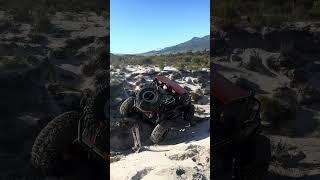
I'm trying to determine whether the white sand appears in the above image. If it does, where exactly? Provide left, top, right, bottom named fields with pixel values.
left=110, top=121, right=210, bottom=180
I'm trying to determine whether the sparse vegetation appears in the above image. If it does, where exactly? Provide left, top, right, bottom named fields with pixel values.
left=217, top=0, right=320, bottom=29
left=111, top=51, right=209, bottom=71
left=158, top=61, right=165, bottom=71
left=259, top=94, right=296, bottom=129
left=191, top=92, right=202, bottom=103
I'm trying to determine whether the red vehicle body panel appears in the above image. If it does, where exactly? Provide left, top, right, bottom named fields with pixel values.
left=212, top=72, right=250, bottom=105
left=155, top=75, right=187, bottom=95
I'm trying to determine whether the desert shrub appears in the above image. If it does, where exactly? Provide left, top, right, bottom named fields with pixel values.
left=159, top=61, right=165, bottom=71
left=113, top=51, right=209, bottom=69
left=177, top=62, right=187, bottom=71
left=259, top=94, right=296, bottom=129
left=142, top=57, right=153, bottom=65
left=191, top=91, right=202, bottom=103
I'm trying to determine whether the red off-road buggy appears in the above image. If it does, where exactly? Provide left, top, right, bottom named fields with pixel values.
left=212, top=72, right=271, bottom=180
left=120, top=75, right=195, bottom=145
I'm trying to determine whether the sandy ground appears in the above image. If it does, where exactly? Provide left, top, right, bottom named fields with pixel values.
left=110, top=121, right=210, bottom=180
left=110, top=64, right=210, bottom=180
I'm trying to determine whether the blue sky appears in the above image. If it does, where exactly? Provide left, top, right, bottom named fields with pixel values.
left=110, top=0, right=210, bottom=54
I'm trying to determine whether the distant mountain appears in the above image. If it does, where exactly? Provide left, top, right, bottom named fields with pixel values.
left=141, top=35, right=209, bottom=56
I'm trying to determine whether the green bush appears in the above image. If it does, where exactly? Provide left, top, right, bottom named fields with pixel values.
left=177, top=62, right=187, bottom=71
left=142, top=58, right=153, bottom=65
left=159, top=61, right=165, bottom=71
left=191, top=92, right=202, bottom=103
left=259, top=95, right=296, bottom=129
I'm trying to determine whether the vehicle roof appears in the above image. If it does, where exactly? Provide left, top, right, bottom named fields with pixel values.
left=155, top=75, right=187, bottom=94
left=211, top=72, right=250, bottom=104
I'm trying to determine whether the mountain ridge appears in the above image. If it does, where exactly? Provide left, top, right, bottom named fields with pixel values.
left=140, top=35, right=209, bottom=56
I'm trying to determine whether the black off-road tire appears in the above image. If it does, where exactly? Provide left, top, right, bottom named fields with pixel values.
left=120, top=97, right=134, bottom=117
left=82, top=83, right=109, bottom=155
left=83, top=83, right=109, bottom=130
left=31, top=111, right=80, bottom=175
left=236, top=135, right=271, bottom=180
left=150, top=121, right=172, bottom=144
